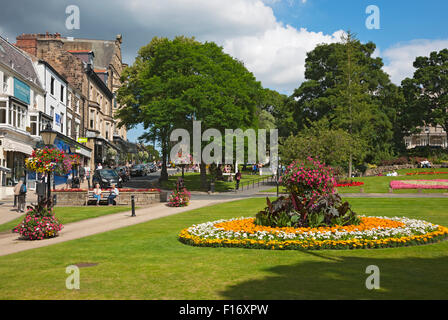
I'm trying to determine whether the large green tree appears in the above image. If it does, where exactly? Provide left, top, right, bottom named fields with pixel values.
left=290, top=32, right=399, bottom=172
left=116, top=36, right=262, bottom=189
left=402, top=49, right=448, bottom=147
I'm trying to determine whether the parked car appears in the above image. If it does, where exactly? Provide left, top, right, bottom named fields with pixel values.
left=130, top=164, right=147, bottom=177
left=116, top=166, right=130, bottom=182
left=147, top=163, right=157, bottom=173
left=92, top=169, right=123, bottom=188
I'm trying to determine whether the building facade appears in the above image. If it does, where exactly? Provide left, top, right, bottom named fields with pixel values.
left=0, top=36, right=45, bottom=196
left=15, top=32, right=124, bottom=170
left=405, top=125, right=448, bottom=149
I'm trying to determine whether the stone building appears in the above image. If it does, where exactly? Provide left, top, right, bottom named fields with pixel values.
left=15, top=32, right=126, bottom=170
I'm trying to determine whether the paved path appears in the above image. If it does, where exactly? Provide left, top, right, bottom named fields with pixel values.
left=0, top=197, right=233, bottom=257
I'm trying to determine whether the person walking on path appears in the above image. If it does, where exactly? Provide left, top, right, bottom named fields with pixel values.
left=93, top=183, right=102, bottom=206
left=235, top=171, right=242, bottom=190
left=14, top=178, right=27, bottom=212
left=108, top=184, right=119, bottom=206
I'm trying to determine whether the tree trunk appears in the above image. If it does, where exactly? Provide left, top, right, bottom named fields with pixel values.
left=200, top=162, right=207, bottom=191
left=160, top=139, right=168, bottom=182
left=348, top=153, right=352, bottom=178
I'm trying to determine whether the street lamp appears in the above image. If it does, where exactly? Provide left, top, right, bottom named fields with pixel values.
left=40, top=123, right=58, bottom=146
left=40, top=123, right=58, bottom=204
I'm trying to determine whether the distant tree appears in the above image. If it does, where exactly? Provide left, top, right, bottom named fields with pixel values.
left=402, top=49, right=448, bottom=147
left=290, top=31, right=397, bottom=171
left=279, top=119, right=364, bottom=169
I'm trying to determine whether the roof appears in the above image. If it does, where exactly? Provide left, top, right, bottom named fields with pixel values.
left=0, top=35, right=42, bottom=88
left=62, top=38, right=116, bottom=70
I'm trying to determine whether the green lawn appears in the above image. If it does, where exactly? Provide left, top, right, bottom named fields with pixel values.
left=262, top=168, right=448, bottom=194
left=161, top=172, right=271, bottom=192
left=1, top=197, right=447, bottom=299
left=0, top=206, right=132, bottom=233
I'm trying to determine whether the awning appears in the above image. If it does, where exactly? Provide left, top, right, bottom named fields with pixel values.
left=75, top=147, right=92, bottom=158
left=1, top=137, right=34, bottom=155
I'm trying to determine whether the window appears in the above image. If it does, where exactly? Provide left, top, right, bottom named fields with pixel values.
left=50, top=77, right=55, bottom=95
left=30, top=115, right=38, bottom=135
left=75, top=99, right=80, bottom=113
left=60, top=85, right=64, bottom=103
left=2, top=75, right=8, bottom=93
left=7, top=103, right=26, bottom=129
left=0, top=101, right=6, bottom=123
left=75, top=123, right=80, bottom=140
left=90, top=109, right=95, bottom=129
left=67, top=92, right=72, bottom=109
left=105, top=122, right=110, bottom=140
left=67, top=116, right=72, bottom=137
left=50, top=106, right=54, bottom=117
left=60, top=112, right=64, bottom=133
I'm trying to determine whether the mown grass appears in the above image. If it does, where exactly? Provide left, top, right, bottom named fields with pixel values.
left=161, top=172, right=270, bottom=192
left=0, top=197, right=447, bottom=299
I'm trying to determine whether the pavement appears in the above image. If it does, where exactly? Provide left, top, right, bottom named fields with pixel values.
left=0, top=197, right=233, bottom=257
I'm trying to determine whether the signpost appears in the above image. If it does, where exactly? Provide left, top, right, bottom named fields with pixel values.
left=77, top=137, right=88, bottom=143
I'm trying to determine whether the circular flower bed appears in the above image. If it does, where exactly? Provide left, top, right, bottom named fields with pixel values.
left=179, top=216, right=448, bottom=250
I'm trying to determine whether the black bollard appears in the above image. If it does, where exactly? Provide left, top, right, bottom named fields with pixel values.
left=131, top=195, right=136, bottom=217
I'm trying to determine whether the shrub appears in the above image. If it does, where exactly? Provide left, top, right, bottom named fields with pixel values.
left=168, top=188, right=191, bottom=207
left=13, top=203, right=63, bottom=240
left=281, top=157, right=336, bottom=202
left=256, top=158, right=359, bottom=228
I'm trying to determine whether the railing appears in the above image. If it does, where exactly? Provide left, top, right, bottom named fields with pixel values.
left=235, top=174, right=276, bottom=192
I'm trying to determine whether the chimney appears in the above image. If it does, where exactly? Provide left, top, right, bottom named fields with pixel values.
left=15, top=33, right=38, bottom=56
left=15, top=32, right=62, bottom=56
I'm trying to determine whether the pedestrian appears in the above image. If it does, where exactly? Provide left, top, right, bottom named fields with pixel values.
left=14, top=178, right=27, bottom=212
left=108, top=183, right=119, bottom=206
left=93, top=183, right=102, bottom=206
left=96, top=163, right=103, bottom=170
left=235, top=171, right=242, bottom=190
left=79, top=165, right=85, bottom=183
left=66, top=173, right=73, bottom=189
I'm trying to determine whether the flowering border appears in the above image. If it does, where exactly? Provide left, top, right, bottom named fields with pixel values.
left=390, top=179, right=448, bottom=189
left=406, top=172, right=448, bottom=176
left=336, top=181, right=364, bottom=187
left=179, top=216, right=448, bottom=250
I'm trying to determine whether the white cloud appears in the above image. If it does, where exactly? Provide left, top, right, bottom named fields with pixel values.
left=382, top=39, right=448, bottom=84
left=115, top=0, right=343, bottom=94
left=224, top=26, right=343, bottom=93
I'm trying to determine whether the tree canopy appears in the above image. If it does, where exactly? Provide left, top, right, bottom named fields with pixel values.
left=116, top=36, right=263, bottom=187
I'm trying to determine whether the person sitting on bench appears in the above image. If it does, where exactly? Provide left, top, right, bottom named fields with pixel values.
left=108, top=184, right=119, bottom=206
left=93, top=183, right=102, bottom=206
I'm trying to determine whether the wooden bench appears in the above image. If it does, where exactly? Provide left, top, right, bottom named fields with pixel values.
left=85, top=191, right=120, bottom=206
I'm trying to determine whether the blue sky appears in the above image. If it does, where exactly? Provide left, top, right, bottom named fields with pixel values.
left=1, top=0, right=447, bottom=143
